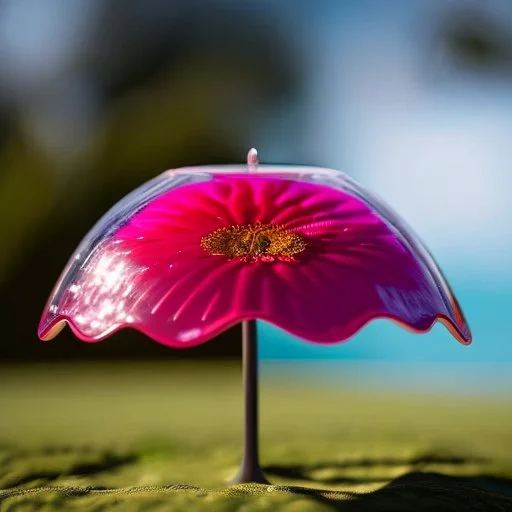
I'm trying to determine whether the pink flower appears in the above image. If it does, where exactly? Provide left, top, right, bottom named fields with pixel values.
left=38, top=170, right=471, bottom=347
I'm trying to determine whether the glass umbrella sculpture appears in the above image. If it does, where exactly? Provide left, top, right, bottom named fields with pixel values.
left=38, top=149, right=471, bottom=484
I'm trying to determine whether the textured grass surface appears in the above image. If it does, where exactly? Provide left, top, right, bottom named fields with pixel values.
left=1, top=361, right=512, bottom=511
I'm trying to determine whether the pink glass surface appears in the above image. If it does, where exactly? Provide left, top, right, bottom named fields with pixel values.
left=38, top=165, right=471, bottom=347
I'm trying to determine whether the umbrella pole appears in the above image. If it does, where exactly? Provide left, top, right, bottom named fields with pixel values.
left=231, top=320, right=269, bottom=484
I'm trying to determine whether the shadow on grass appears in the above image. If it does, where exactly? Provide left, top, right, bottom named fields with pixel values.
left=0, top=445, right=137, bottom=488
left=2, top=473, right=512, bottom=511
left=261, top=472, right=512, bottom=511
left=328, top=471, right=512, bottom=511
left=264, top=454, right=489, bottom=485
left=264, top=455, right=512, bottom=511
left=2, top=450, right=512, bottom=511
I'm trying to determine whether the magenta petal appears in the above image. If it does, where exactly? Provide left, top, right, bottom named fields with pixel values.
left=38, top=168, right=471, bottom=347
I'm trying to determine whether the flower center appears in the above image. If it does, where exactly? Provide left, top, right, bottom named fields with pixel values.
left=201, top=223, right=306, bottom=262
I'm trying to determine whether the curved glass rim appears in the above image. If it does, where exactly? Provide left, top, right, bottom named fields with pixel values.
left=169, top=164, right=342, bottom=176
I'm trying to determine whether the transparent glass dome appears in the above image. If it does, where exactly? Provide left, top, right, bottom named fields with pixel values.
left=38, top=157, right=471, bottom=347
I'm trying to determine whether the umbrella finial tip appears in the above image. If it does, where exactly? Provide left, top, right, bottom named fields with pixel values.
left=247, top=148, right=258, bottom=170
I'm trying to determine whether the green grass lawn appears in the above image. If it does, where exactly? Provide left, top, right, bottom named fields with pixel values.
left=1, top=361, right=512, bottom=511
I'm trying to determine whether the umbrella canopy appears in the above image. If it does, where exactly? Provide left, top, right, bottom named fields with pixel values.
left=38, top=161, right=471, bottom=347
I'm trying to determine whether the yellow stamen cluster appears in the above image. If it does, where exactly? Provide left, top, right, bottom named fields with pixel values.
left=201, top=222, right=306, bottom=262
